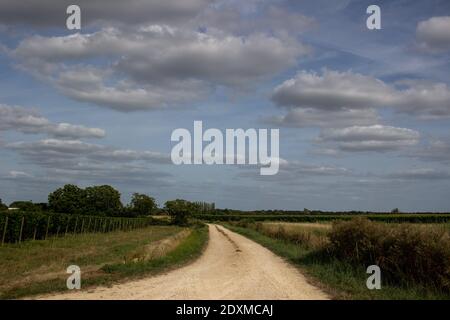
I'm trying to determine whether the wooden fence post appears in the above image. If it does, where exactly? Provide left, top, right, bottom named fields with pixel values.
left=2, top=216, right=9, bottom=246
left=18, top=216, right=25, bottom=244
left=65, top=217, right=70, bottom=236
left=74, top=217, right=78, bottom=234
left=45, top=216, right=50, bottom=240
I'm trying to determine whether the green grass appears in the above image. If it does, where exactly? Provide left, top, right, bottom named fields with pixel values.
left=0, top=224, right=208, bottom=299
left=224, top=224, right=450, bottom=300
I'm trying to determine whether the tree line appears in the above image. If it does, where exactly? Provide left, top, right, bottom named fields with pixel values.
left=1, top=184, right=216, bottom=224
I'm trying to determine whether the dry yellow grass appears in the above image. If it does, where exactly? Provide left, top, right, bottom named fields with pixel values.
left=253, top=222, right=330, bottom=249
left=0, top=226, right=183, bottom=294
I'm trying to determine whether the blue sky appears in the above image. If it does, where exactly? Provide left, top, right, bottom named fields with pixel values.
left=1, top=0, right=450, bottom=211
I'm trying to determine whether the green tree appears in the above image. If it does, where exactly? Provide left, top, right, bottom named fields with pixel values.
left=8, top=201, right=41, bottom=212
left=0, top=198, right=8, bottom=211
left=85, top=185, right=123, bottom=216
left=48, top=184, right=86, bottom=214
left=164, top=199, right=198, bottom=225
left=129, top=193, right=157, bottom=217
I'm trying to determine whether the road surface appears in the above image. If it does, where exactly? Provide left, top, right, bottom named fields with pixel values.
left=40, top=224, right=329, bottom=300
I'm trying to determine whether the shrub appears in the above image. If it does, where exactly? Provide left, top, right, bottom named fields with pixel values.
left=164, top=199, right=197, bottom=225
left=329, top=218, right=450, bottom=291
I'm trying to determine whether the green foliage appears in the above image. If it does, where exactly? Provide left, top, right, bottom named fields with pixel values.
left=193, top=201, right=215, bottom=213
left=129, top=193, right=157, bottom=217
left=84, top=185, right=123, bottom=216
left=0, top=199, right=7, bottom=212
left=164, top=199, right=200, bottom=225
left=48, top=184, right=123, bottom=216
left=48, top=184, right=86, bottom=214
left=8, top=201, right=41, bottom=212
left=0, top=210, right=157, bottom=244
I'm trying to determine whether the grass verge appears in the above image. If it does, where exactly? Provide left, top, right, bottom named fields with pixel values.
left=0, top=224, right=208, bottom=299
left=223, top=223, right=450, bottom=300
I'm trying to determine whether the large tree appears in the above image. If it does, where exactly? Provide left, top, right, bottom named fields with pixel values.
left=48, top=184, right=86, bottom=214
left=84, top=185, right=123, bottom=216
left=164, top=199, right=200, bottom=225
left=129, top=193, right=157, bottom=217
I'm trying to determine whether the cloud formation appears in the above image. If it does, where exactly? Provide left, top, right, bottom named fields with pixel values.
left=387, top=168, right=450, bottom=180
left=416, top=16, right=450, bottom=53
left=0, top=104, right=105, bottom=138
left=272, top=69, right=450, bottom=118
left=6, top=139, right=170, bottom=166
left=318, top=125, right=420, bottom=152
left=0, top=0, right=210, bottom=27
left=11, top=26, right=309, bottom=111
left=266, top=108, right=379, bottom=128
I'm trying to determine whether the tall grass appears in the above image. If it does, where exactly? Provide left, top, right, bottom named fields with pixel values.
left=251, top=222, right=329, bottom=250
left=231, top=219, right=450, bottom=295
left=329, top=218, right=450, bottom=292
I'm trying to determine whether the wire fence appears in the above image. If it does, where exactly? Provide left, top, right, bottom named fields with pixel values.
left=0, top=211, right=157, bottom=245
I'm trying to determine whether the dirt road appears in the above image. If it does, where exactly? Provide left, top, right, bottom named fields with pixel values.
left=40, top=224, right=329, bottom=300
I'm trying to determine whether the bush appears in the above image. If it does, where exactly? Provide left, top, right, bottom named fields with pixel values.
left=329, top=218, right=450, bottom=291
left=128, top=193, right=157, bottom=217
left=164, top=199, right=196, bottom=225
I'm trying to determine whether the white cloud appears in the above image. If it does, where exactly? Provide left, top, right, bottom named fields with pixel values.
left=318, top=125, right=420, bottom=152
left=0, top=104, right=105, bottom=138
left=272, top=69, right=450, bottom=118
left=4, top=138, right=172, bottom=186
left=416, top=16, right=450, bottom=53
left=6, top=139, right=170, bottom=165
left=266, top=107, right=379, bottom=128
left=196, top=5, right=316, bottom=36
left=272, top=69, right=395, bottom=110
left=11, top=27, right=309, bottom=111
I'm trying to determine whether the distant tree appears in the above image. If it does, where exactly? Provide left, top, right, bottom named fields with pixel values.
left=0, top=198, right=8, bottom=211
left=164, top=199, right=197, bottom=225
left=129, top=193, right=157, bottom=217
left=391, top=208, right=400, bottom=214
left=34, top=203, right=49, bottom=211
left=8, top=201, right=39, bottom=211
left=84, top=185, right=123, bottom=216
left=48, top=184, right=86, bottom=214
